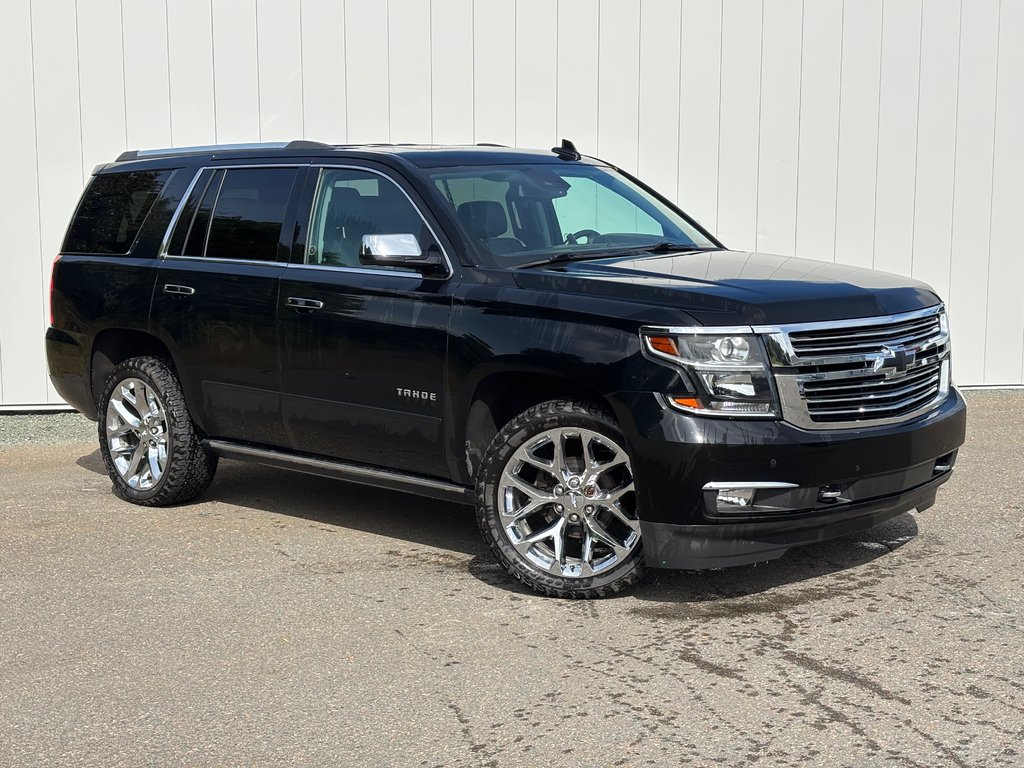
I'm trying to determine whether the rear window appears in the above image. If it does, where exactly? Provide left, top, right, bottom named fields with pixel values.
left=63, top=170, right=172, bottom=254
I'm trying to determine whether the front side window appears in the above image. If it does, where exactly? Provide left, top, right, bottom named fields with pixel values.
left=167, top=167, right=298, bottom=261
left=306, top=168, right=433, bottom=269
left=429, top=164, right=715, bottom=267
left=64, top=170, right=172, bottom=254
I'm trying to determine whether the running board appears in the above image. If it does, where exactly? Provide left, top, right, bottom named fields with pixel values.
left=203, top=440, right=474, bottom=505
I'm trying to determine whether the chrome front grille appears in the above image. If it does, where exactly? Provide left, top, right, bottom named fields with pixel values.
left=756, top=306, right=951, bottom=430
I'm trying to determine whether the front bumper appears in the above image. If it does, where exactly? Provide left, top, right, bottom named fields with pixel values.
left=611, top=388, right=967, bottom=570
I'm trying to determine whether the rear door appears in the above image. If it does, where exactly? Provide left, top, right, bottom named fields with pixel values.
left=277, top=164, right=458, bottom=477
left=150, top=164, right=305, bottom=445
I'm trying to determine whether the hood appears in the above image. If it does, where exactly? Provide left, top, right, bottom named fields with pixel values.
left=511, top=249, right=941, bottom=326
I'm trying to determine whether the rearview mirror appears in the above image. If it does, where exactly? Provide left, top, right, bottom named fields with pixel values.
left=359, top=233, right=445, bottom=275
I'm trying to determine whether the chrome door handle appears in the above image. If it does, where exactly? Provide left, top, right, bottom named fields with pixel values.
left=163, top=284, right=195, bottom=297
left=286, top=296, right=324, bottom=311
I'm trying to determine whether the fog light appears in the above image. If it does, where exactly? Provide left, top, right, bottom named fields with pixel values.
left=717, top=488, right=756, bottom=509
left=704, top=481, right=800, bottom=516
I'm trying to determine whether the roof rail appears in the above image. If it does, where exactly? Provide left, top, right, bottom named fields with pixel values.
left=116, top=139, right=333, bottom=162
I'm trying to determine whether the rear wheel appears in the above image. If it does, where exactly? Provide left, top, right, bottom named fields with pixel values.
left=476, top=399, right=645, bottom=598
left=97, top=356, right=217, bottom=506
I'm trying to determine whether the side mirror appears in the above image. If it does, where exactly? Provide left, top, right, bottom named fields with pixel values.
left=359, top=234, right=445, bottom=275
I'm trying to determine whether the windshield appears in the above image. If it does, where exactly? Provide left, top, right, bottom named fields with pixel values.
left=428, top=164, right=716, bottom=267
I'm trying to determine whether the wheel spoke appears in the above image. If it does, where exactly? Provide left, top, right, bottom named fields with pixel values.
left=125, top=442, right=148, bottom=480
left=503, top=472, right=553, bottom=503
left=147, top=445, right=162, bottom=480
left=111, top=399, right=140, bottom=429
left=585, top=517, right=626, bottom=554
left=524, top=518, right=564, bottom=546
left=551, top=432, right=566, bottom=473
left=107, top=421, right=134, bottom=439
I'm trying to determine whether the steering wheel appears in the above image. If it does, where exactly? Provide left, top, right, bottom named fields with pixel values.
left=565, top=229, right=603, bottom=245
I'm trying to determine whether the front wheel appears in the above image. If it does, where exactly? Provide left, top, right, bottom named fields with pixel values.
left=476, top=399, right=645, bottom=598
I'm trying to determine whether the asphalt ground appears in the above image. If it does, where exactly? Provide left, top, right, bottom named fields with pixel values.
left=1, top=390, right=1021, bottom=767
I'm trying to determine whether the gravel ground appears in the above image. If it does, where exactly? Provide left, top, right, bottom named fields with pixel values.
left=0, top=389, right=1021, bottom=767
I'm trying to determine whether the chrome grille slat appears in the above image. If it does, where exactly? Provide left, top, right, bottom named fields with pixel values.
left=759, top=305, right=951, bottom=430
left=804, top=372, right=939, bottom=406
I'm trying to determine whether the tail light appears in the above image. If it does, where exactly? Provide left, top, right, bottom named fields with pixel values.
left=49, top=255, right=61, bottom=327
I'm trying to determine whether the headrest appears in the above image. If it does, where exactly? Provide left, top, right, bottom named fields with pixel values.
left=457, top=200, right=507, bottom=239
left=330, top=186, right=366, bottom=219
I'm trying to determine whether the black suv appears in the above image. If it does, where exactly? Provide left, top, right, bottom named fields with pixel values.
left=46, top=140, right=966, bottom=598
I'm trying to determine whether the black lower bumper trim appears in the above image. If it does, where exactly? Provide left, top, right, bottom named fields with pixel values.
left=640, top=471, right=950, bottom=570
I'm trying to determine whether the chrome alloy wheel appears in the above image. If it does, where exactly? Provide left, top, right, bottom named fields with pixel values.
left=105, top=377, right=170, bottom=490
left=498, top=427, right=640, bottom=579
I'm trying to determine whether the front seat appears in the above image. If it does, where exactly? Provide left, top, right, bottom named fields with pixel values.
left=456, top=200, right=526, bottom=255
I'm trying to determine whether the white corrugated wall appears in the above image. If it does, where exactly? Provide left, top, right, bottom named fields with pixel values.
left=1, top=0, right=1022, bottom=407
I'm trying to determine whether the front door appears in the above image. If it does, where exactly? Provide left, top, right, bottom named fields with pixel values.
left=151, top=164, right=305, bottom=446
left=278, top=165, right=456, bottom=477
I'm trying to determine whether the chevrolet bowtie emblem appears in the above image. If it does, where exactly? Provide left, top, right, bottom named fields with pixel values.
left=873, top=344, right=916, bottom=379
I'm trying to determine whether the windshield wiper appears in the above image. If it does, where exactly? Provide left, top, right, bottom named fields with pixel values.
left=632, top=241, right=714, bottom=254
left=515, top=250, right=619, bottom=269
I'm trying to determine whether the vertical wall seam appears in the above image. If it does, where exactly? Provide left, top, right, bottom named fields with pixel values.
left=946, top=0, right=963, bottom=307
left=714, top=0, right=724, bottom=236
left=634, top=1, right=642, bottom=173
left=385, top=0, right=391, bottom=142
left=343, top=0, right=350, bottom=142
left=871, top=0, right=886, bottom=268
left=73, top=0, right=85, bottom=183
left=792, top=0, right=805, bottom=255
left=254, top=0, right=262, bottom=141
left=908, top=0, right=924, bottom=276
left=595, top=0, right=600, bottom=153
left=982, top=0, right=1000, bottom=382
left=832, top=0, right=846, bottom=262
left=752, top=0, right=764, bottom=252
left=119, top=0, right=128, bottom=147
left=675, top=1, right=685, bottom=205
left=210, top=1, right=218, bottom=142
left=164, top=0, right=173, bottom=143
left=298, top=0, right=306, bottom=138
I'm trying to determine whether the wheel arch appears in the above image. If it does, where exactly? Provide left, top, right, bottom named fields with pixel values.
left=458, top=369, right=619, bottom=485
left=90, top=328, right=178, bottom=410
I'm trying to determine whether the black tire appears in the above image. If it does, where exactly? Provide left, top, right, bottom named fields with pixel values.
left=97, top=356, right=217, bottom=506
left=476, top=399, right=646, bottom=598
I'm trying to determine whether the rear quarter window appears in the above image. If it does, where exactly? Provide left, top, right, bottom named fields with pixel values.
left=63, top=170, right=172, bottom=255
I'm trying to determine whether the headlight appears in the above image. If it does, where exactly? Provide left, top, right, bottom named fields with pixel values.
left=642, top=328, right=779, bottom=417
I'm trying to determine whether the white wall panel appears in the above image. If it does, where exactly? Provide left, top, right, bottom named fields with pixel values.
left=755, top=0, right=801, bottom=256
left=716, top=0, right=762, bottom=252
left=31, top=0, right=85, bottom=404
left=389, top=0, right=432, bottom=143
left=676, top=0, right=722, bottom=234
left=167, top=0, right=217, bottom=146
left=257, top=0, right=305, bottom=141
left=344, top=0, right=390, bottom=143
left=596, top=0, right=640, bottom=173
left=986, top=0, right=1024, bottom=385
left=473, top=0, right=516, bottom=146
left=212, top=0, right=261, bottom=143
left=948, top=0, right=998, bottom=384
left=3, top=0, right=1024, bottom=406
left=555, top=0, right=599, bottom=152
left=300, top=0, right=347, bottom=143
left=637, top=0, right=682, bottom=200
left=516, top=0, right=557, bottom=149
left=431, top=0, right=474, bottom=144
left=122, top=0, right=172, bottom=149
left=911, top=0, right=960, bottom=303
left=794, top=0, right=842, bottom=261
left=873, top=0, right=922, bottom=276
left=0, top=0, right=43, bottom=403
left=834, top=0, right=882, bottom=270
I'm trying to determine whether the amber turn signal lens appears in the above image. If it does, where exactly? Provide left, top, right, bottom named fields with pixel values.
left=648, top=336, right=679, bottom=356
left=671, top=396, right=702, bottom=409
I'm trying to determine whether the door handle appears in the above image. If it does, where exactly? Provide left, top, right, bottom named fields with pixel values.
left=163, top=284, right=195, bottom=297
left=286, top=296, right=324, bottom=312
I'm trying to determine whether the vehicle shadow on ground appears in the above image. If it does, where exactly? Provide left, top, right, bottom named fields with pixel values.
left=76, top=449, right=920, bottom=604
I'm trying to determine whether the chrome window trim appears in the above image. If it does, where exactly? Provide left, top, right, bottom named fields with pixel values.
left=158, top=163, right=307, bottom=262
left=294, top=164, right=455, bottom=280
left=162, top=254, right=288, bottom=268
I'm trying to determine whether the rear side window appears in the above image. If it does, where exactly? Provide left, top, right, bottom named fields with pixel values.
left=63, top=170, right=172, bottom=254
left=167, top=167, right=298, bottom=261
